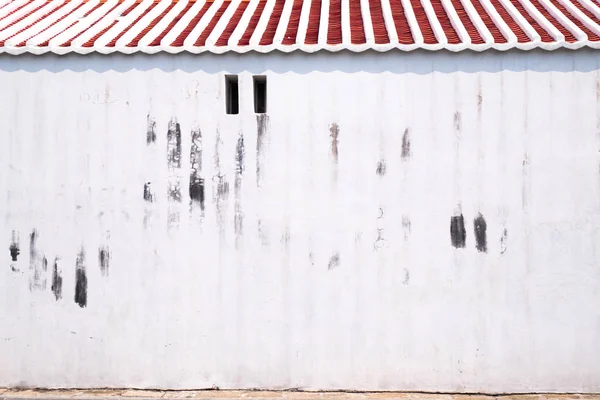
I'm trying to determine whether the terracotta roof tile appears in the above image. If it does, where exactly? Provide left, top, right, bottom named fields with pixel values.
left=2, top=0, right=600, bottom=53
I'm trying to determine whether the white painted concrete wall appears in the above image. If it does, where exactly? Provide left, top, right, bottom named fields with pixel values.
left=0, top=51, right=599, bottom=393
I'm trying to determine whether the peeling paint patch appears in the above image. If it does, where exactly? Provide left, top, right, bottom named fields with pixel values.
left=99, top=246, right=110, bottom=277
left=146, top=114, right=156, bottom=144
left=9, top=230, right=19, bottom=262
left=401, top=128, right=411, bottom=159
left=51, top=258, right=62, bottom=301
left=75, top=248, right=87, bottom=308
left=500, top=227, right=508, bottom=254
left=29, top=229, right=46, bottom=291
left=376, top=159, right=386, bottom=176
left=327, top=253, right=340, bottom=270
left=329, top=123, right=339, bottom=162
left=143, top=182, right=154, bottom=203
left=450, top=214, right=466, bottom=248
left=256, top=114, right=269, bottom=187
left=189, top=127, right=204, bottom=210
left=474, top=213, right=487, bottom=253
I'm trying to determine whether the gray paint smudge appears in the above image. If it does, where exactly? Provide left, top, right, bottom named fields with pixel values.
left=146, top=114, right=157, bottom=144
left=257, top=219, right=268, bottom=246
left=453, top=111, right=462, bottom=131
left=51, top=258, right=62, bottom=300
left=474, top=213, right=487, bottom=253
left=167, top=118, right=182, bottom=203
left=401, top=128, right=411, bottom=159
left=167, top=118, right=182, bottom=228
left=522, top=154, right=530, bottom=211
left=256, top=114, right=269, bottom=187
left=189, top=127, right=204, bottom=210
left=234, top=133, right=245, bottom=241
left=376, top=159, right=386, bottom=176
left=450, top=214, right=466, bottom=248
left=402, top=215, right=411, bottom=240
left=75, top=248, right=87, bottom=308
left=374, top=208, right=387, bottom=251
left=168, top=182, right=182, bottom=203
left=329, top=123, right=339, bottom=162
left=500, top=227, right=508, bottom=254
left=473, top=213, right=487, bottom=253
left=403, top=268, right=410, bottom=285
left=143, top=182, right=154, bottom=203
left=167, top=118, right=182, bottom=169
left=477, top=79, right=483, bottom=114
left=328, top=253, right=340, bottom=270
left=213, top=129, right=228, bottom=232
left=9, top=230, right=19, bottom=262
left=99, top=245, right=110, bottom=277
left=29, top=229, right=46, bottom=291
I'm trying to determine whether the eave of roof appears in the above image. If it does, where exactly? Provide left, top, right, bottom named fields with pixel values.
left=1, top=0, right=600, bottom=55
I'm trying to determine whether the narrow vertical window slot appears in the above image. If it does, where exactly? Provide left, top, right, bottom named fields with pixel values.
left=226, top=75, right=239, bottom=115
left=253, top=75, right=267, bottom=114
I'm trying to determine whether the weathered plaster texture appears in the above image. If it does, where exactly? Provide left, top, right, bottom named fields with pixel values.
left=1, top=51, right=599, bottom=392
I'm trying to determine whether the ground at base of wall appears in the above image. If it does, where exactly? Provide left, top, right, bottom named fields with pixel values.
left=0, top=390, right=599, bottom=400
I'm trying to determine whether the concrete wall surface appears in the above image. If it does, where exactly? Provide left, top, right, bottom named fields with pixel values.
left=0, top=50, right=599, bottom=392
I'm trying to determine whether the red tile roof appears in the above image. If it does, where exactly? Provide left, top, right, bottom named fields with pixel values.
left=0, top=0, right=599, bottom=54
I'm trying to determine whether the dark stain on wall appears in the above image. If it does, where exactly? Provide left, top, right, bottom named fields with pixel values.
left=474, top=213, right=487, bottom=253
left=236, top=133, right=245, bottom=179
left=167, top=119, right=182, bottom=203
left=500, top=227, right=508, bottom=254
left=189, top=178, right=205, bottom=208
left=51, top=258, right=62, bottom=301
left=168, top=182, right=182, bottom=203
left=330, top=123, right=339, bottom=162
left=167, top=119, right=182, bottom=169
left=401, top=128, right=411, bottom=159
left=146, top=114, right=157, bottom=144
left=29, top=229, right=46, bottom=291
left=9, top=230, right=19, bottom=262
left=99, top=246, right=110, bottom=277
left=75, top=248, right=87, bottom=308
left=189, top=127, right=204, bottom=210
left=403, top=268, right=410, bottom=285
left=29, top=230, right=37, bottom=266
left=522, top=154, right=530, bottom=211
left=376, top=159, right=386, bottom=176
left=453, top=111, right=462, bottom=131
left=143, top=182, right=154, bottom=202
left=234, top=133, right=245, bottom=239
left=450, top=214, right=466, bottom=248
left=256, top=114, right=269, bottom=186
left=216, top=175, right=229, bottom=199
left=402, top=215, right=411, bottom=240
left=213, top=129, right=228, bottom=233
left=328, top=253, right=340, bottom=270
